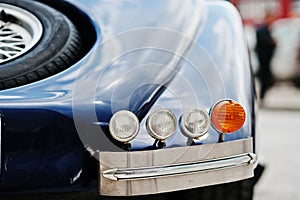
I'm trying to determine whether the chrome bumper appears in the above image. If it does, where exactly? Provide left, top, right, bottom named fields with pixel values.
left=98, top=137, right=256, bottom=196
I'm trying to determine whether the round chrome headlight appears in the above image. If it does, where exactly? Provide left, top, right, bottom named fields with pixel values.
left=180, top=108, right=210, bottom=138
left=146, top=109, right=177, bottom=141
left=109, top=110, right=139, bottom=143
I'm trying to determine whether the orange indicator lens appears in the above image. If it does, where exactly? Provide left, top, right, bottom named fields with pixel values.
left=211, top=100, right=246, bottom=134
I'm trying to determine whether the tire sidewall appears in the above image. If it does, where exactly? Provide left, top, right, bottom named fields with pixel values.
left=0, top=0, right=73, bottom=82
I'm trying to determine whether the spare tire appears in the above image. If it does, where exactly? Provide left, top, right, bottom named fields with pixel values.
left=0, top=0, right=84, bottom=90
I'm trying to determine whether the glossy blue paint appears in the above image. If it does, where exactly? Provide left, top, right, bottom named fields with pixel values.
left=0, top=0, right=255, bottom=192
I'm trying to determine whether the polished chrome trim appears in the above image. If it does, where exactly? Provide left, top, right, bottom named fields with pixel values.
left=103, top=153, right=256, bottom=181
left=180, top=108, right=210, bottom=139
left=146, top=109, right=177, bottom=140
left=109, top=110, right=140, bottom=143
left=99, top=137, right=255, bottom=196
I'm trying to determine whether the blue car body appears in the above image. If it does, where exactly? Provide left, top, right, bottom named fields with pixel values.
left=0, top=0, right=257, bottom=196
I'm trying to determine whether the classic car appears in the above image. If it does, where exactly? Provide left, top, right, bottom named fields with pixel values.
left=0, top=0, right=262, bottom=199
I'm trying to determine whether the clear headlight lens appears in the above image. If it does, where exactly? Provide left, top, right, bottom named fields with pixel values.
left=146, top=109, right=177, bottom=140
left=108, top=99, right=245, bottom=144
left=109, top=110, right=139, bottom=143
left=180, top=108, right=210, bottom=138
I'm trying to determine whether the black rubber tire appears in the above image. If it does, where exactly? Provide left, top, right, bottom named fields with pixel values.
left=0, top=0, right=83, bottom=90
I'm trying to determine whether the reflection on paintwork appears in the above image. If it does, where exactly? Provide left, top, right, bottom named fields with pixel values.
left=0, top=0, right=255, bottom=191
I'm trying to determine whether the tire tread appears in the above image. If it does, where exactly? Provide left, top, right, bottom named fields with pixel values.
left=0, top=1, right=85, bottom=90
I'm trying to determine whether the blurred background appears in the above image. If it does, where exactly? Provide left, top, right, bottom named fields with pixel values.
left=229, top=0, right=300, bottom=199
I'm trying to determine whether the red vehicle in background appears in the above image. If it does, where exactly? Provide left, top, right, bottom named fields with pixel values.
left=231, top=0, right=295, bottom=20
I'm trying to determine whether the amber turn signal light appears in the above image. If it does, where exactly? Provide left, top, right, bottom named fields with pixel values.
left=210, top=100, right=246, bottom=134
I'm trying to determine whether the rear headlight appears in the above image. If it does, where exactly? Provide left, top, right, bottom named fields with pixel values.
left=180, top=108, right=210, bottom=139
left=210, top=100, right=246, bottom=134
left=109, top=110, right=139, bottom=143
left=146, top=109, right=177, bottom=141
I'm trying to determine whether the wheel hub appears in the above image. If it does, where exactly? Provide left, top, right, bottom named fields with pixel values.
left=0, top=3, right=43, bottom=64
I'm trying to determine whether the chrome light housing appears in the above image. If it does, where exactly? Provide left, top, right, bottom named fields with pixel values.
left=146, top=109, right=177, bottom=141
left=109, top=110, right=139, bottom=143
left=180, top=108, right=210, bottom=139
left=210, top=99, right=246, bottom=134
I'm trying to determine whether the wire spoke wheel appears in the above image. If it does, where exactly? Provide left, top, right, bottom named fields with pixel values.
left=0, top=3, right=42, bottom=64
left=0, top=0, right=86, bottom=90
